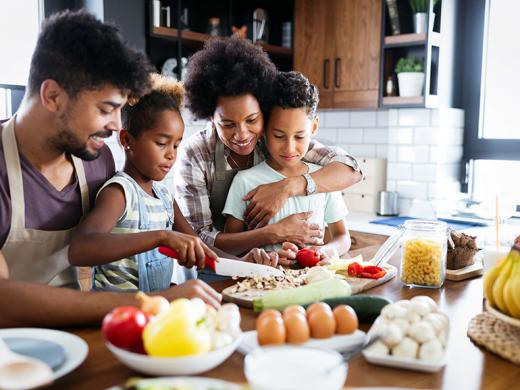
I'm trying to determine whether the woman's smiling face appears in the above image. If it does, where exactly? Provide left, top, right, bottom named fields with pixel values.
left=212, top=94, right=264, bottom=156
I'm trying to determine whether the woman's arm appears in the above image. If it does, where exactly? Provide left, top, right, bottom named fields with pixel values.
left=0, top=251, right=8, bottom=279
left=244, top=141, right=362, bottom=228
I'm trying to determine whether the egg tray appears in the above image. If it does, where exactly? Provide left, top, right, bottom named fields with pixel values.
left=467, top=312, right=520, bottom=365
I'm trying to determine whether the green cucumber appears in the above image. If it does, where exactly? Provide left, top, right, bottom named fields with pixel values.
left=303, top=295, right=392, bottom=323
left=253, top=279, right=351, bottom=312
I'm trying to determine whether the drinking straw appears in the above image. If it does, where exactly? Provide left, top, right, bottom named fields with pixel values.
left=495, top=195, right=499, bottom=250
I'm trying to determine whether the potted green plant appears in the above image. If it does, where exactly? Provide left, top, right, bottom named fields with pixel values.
left=409, top=0, right=429, bottom=34
left=395, top=56, right=425, bottom=97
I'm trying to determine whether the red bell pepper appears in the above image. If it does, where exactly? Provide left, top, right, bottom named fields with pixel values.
left=346, top=262, right=386, bottom=279
left=347, top=262, right=363, bottom=277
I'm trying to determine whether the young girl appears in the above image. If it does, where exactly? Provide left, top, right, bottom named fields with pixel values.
left=223, top=71, right=351, bottom=261
left=69, top=74, right=217, bottom=292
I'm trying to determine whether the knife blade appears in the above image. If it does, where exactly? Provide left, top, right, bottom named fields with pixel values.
left=158, top=246, right=284, bottom=278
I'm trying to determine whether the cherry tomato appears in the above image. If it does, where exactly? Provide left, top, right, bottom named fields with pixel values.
left=296, top=248, right=321, bottom=267
left=101, top=306, right=150, bottom=351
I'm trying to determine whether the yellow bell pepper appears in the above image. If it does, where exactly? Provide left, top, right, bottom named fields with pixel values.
left=143, top=298, right=211, bottom=357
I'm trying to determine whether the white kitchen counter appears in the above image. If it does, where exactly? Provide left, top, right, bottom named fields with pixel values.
left=347, top=212, right=520, bottom=247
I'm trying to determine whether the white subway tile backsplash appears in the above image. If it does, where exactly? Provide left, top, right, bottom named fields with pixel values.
left=438, top=108, right=464, bottom=128
left=363, top=128, right=389, bottom=143
left=388, top=163, right=413, bottom=180
left=350, top=110, right=377, bottom=127
left=377, top=110, right=390, bottom=127
left=412, top=164, right=438, bottom=181
left=388, top=109, right=399, bottom=127
left=428, top=180, right=461, bottom=200
left=388, top=127, right=413, bottom=144
left=316, top=128, right=338, bottom=144
left=386, top=180, right=397, bottom=191
left=323, top=110, right=350, bottom=127
left=337, top=128, right=364, bottom=144
left=398, top=146, right=430, bottom=163
left=398, top=198, right=412, bottom=215
left=414, top=127, right=464, bottom=145
left=349, top=144, right=376, bottom=158
left=397, top=180, right=429, bottom=200
left=398, top=109, right=431, bottom=127
left=430, top=146, right=463, bottom=163
left=387, top=145, right=398, bottom=162
left=376, top=145, right=388, bottom=158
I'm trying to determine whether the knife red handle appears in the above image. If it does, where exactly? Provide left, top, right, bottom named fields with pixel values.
left=158, top=246, right=216, bottom=271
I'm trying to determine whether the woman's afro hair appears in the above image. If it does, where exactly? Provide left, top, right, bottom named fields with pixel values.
left=184, top=35, right=278, bottom=120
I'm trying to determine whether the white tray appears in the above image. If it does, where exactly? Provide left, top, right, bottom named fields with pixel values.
left=362, top=350, right=446, bottom=373
left=238, top=329, right=365, bottom=355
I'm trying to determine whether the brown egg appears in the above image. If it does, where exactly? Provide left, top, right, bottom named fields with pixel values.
left=256, top=309, right=281, bottom=328
left=283, top=305, right=306, bottom=320
left=333, top=305, right=358, bottom=334
left=306, top=302, right=332, bottom=319
left=308, top=309, right=336, bottom=339
left=257, top=314, right=286, bottom=345
left=284, top=312, right=310, bottom=344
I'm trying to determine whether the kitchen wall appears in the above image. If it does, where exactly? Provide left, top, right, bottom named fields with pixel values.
left=106, top=107, right=465, bottom=216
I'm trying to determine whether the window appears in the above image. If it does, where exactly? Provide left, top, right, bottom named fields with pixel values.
left=0, top=1, right=41, bottom=117
left=462, top=0, right=520, bottom=214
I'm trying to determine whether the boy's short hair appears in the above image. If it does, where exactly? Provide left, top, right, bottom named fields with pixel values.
left=28, top=9, right=153, bottom=98
left=273, top=71, right=319, bottom=118
left=184, top=35, right=277, bottom=120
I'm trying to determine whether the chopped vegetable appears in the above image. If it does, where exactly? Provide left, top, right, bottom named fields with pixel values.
left=253, top=278, right=352, bottom=312
left=347, top=262, right=387, bottom=279
left=324, top=255, right=363, bottom=271
left=348, top=262, right=363, bottom=277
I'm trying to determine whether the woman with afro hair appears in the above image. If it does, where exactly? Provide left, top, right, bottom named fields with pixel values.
left=175, top=36, right=362, bottom=265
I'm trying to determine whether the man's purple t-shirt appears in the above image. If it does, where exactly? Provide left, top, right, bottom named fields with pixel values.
left=0, top=127, right=116, bottom=247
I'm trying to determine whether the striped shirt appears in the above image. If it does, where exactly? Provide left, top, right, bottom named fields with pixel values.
left=93, top=172, right=194, bottom=290
left=175, top=125, right=361, bottom=246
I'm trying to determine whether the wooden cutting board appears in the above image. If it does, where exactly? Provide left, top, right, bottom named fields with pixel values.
left=445, top=251, right=484, bottom=281
left=222, top=264, right=397, bottom=308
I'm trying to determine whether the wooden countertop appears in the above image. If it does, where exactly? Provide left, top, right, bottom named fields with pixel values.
left=54, top=245, right=520, bottom=390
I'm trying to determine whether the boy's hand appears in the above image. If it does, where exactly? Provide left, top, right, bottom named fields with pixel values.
left=273, top=212, right=323, bottom=247
left=162, top=231, right=217, bottom=269
left=243, top=180, right=292, bottom=229
left=161, top=279, right=222, bottom=309
left=277, top=242, right=298, bottom=266
left=242, top=248, right=280, bottom=267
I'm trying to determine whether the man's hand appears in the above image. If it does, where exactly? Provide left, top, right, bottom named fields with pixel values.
left=243, top=180, right=292, bottom=229
left=272, top=212, right=323, bottom=247
left=241, top=248, right=281, bottom=267
left=162, top=231, right=217, bottom=269
left=161, top=279, right=222, bottom=309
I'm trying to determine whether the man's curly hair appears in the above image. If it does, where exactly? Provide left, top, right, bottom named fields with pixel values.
left=184, top=36, right=277, bottom=120
left=123, top=73, right=184, bottom=138
left=274, top=71, right=319, bottom=118
left=28, top=9, right=153, bottom=98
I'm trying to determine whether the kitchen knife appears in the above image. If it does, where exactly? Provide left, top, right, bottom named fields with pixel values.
left=158, top=246, right=284, bottom=278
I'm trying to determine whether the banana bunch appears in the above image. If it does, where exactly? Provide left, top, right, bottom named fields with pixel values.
left=483, top=245, right=520, bottom=319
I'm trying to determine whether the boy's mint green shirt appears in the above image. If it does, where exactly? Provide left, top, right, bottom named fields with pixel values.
left=222, top=161, right=349, bottom=252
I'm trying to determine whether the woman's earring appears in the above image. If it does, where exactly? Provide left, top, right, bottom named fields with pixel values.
left=125, top=146, right=131, bottom=150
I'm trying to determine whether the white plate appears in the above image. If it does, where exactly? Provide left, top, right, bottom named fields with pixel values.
left=0, top=328, right=88, bottom=380
left=362, top=350, right=446, bottom=373
left=485, top=300, right=520, bottom=328
left=238, top=329, right=365, bottom=354
left=106, top=334, right=241, bottom=376
left=117, top=376, right=243, bottom=389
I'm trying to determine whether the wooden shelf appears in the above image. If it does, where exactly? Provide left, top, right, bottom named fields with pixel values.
left=384, top=33, right=427, bottom=47
left=382, top=96, right=425, bottom=106
left=152, top=27, right=292, bottom=57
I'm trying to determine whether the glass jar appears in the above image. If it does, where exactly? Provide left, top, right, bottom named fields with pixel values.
left=400, top=220, right=447, bottom=288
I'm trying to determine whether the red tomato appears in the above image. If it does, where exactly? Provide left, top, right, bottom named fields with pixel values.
left=101, top=306, right=150, bottom=351
left=296, top=248, right=321, bottom=267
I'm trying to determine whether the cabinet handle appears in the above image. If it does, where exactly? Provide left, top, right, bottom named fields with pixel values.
left=334, top=58, right=341, bottom=88
left=323, top=59, right=330, bottom=89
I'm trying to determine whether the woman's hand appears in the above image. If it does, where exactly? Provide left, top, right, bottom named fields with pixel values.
left=243, top=180, right=292, bottom=229
left=161, top=231, right=217, bottom=269
left=241, top=248, right=280, bottom=267
left=271, top=212, right=323, bottom=247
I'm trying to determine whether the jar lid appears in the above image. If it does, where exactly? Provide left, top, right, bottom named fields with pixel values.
left=404, top=219, right=447, bottom=232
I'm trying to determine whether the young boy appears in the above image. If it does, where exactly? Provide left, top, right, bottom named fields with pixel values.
left=222, top=71, right=351, bottom=260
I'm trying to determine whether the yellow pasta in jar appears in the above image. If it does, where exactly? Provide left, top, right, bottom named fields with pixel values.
left=401, top=239, right=443, bottom=287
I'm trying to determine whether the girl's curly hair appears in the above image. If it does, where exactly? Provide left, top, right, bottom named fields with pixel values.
left=123, top=73, right=185, bottom=137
